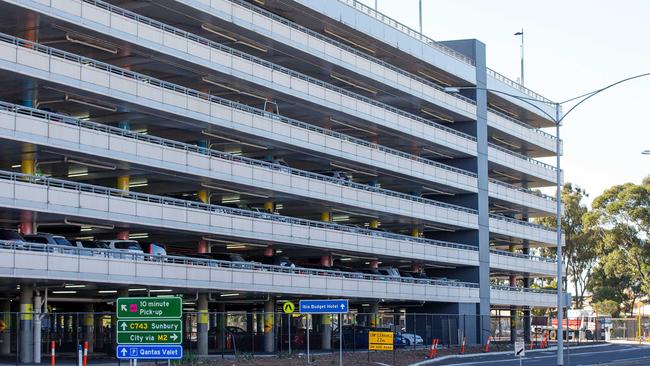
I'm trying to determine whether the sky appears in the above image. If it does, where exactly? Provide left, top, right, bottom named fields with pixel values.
left=358, top=0, right=650, bottom=205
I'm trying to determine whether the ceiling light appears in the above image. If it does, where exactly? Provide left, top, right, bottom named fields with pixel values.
left=200, top=183, right=269, bottom=198
left=329, top=162, right=377, bottom=177
left=340, top=258, right=352, bottom=261
left=201, top=130, right=268, bottom=150
left=52, top=291, right=77, bottom=294
left=422, top=186, right=455, bottom=196
left=323, top=28, right=375, bottom=54
left=201, top=77, right=267, bottom=101
left=226, top=244, right=246, bottom=249
left=66, top=34, right=118, bottom=54
left=420, top=108, right=454, bottom=123
left=493, top=136, right=521, bottom=150
left=149, top=289, right=173, bottom=293
left=330, top=72, right=378, bottom=94
left=67, top=172, right=88, bottom=178
left=417, top=70, right=452, bottom=87
left=64, top=218, right=114, bottom=230
left=11, top=164, right=21, bottom=168
left=128, top=233, right=149, bottom=239
left=332, top=215, right=349, bottom=222
left=65, top=95, right=117, bottom=112
left=329, top=117, right=377, bottom=136
left=421, top=147, right=454, bottom=159
left=201, top=23, right=238, bottom=42
left=493, top=170, right=519, bottom=180
left=220, top=293, right=240, bottom=297
left=98, top=290, right=117, bottom=294
left=64, top=284, right=86, bottom=288
left=128, top=288, right=147, bottom=292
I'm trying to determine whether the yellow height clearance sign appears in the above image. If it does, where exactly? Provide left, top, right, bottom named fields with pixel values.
left=369, top=331, right=393, bottom=351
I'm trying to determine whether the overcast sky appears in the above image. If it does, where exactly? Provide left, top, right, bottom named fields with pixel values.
left=358, top=0, right=650, bottom=205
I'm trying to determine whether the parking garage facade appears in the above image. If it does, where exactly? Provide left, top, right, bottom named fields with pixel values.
left=0, top=0, right=563, bottom=361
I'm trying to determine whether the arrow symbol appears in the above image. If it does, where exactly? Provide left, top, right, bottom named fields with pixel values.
left=120, top=305, right=127, bottom=311
left=170, top=334, right=178, bottom=341
left=120, top=348, right=127, bottom=356
left=121, top=323, right=127, bottom=331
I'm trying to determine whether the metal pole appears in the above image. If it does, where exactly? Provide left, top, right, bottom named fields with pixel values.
left=339, top=314, right=343, bottom=366
left=418, top=0, right=422, bottom=34
left=556, top=102, right=564, bottom=366
left=288, top=314, right=291, bottom=355
left=307, top=314, right=310, bottom=365
left=520, top=29, right=524, bottom=86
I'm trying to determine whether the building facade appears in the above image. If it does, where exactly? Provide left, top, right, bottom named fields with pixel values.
left=0, top=0, right=562, bottom=360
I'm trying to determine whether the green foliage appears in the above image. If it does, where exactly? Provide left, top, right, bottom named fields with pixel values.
left=537, top=183, right=597, bottom=308
left=593, top=300, right=620, bottom=317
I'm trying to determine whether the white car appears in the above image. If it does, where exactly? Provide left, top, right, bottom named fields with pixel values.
left=400, top=332, right=423, bottom=346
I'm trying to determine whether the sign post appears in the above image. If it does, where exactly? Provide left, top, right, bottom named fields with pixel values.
left=515, top=340, right=525, bottom=366
left=283, top=302, right=295, bottom=355
left=299, top=300, right=349, bottom=366
left=116, top=297, right=183, bottom=361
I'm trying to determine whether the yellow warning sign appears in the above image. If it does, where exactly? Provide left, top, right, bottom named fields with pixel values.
left=283, top=301, right=295, bottom=314
left=369, top=331, right=393, bottom=351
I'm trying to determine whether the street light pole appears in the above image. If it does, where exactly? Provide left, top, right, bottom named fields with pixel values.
left=514, top=29, right=524, bottom=85
left=445, top=71, right=650, bottom=366
left=555, top=102, right=563, bottom=365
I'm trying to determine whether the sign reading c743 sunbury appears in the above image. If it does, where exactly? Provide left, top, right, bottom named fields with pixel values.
left=117, top=297, right=182, bottom=319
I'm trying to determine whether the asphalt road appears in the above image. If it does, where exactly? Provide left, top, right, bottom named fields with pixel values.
left=433, top=344, right=650, bottom=366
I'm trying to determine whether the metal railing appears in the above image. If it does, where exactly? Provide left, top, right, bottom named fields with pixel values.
left=488, top=106, right=557, bottom=141
left=0, top=32, right=478, bottom=179
left=487, top=178, right=556, bottom=202
left=337, top=0, right=555, bottom=106
left=0, top=240, right=478, bottom=288
left=69, top=0, right=554, bottom=167
left=489, top=249, right=555, bottom=264
left=489, top=213, right=552, bottom=232
left=0, top=101, right=558, bottom=229
left=490, top=284, right=556, bottom=295
left=0, top=170, right=480, bottom=252
left=82, top=0, right=475, bottom=143
left=488, top=142, right=557, bottom=172
left=0, top=101, right=477, bottom=215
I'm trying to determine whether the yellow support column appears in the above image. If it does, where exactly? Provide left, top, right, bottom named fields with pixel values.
left=411, top=227, right=420, bottom=237
left=264, top=201, right=274, bottom=213
left=369, top=219, right=380, bottom=229
left=321, top=211, right=331, bottom=222
left=197, top=189, right=209, bottom=204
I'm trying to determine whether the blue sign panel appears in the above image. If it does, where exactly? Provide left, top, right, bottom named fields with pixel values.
left=116, top=345, right=183, bottom=360
left=299, top=299, right=349, bottom=314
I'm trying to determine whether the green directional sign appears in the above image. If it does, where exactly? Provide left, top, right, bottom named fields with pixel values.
left=117, top=297, right=182, bottom=319
left=117, top=320, right=182, bottom=345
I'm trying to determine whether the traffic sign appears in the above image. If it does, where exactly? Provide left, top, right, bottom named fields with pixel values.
left=369, top=331, right=393, bottom=351
left=116, top=345, right=183, bottom=360
left=514, top=340, right=525, bottom=357
left=299, top=299, right=348, bottom=314
left=117, top=297, right=182, bottom=319
left=116, top=319, right=182, bottom=344
left=283, top=301, right=295, bottom=314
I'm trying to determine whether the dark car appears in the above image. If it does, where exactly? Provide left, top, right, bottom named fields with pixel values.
left=0, top=229, right=25, bottom=243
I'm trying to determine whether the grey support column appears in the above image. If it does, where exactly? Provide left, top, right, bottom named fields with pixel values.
left=441, top=39, right=490, bottom=344
left=197, top=294, right=209, bottom=355
left=263, top=299, right=275, bottom=353
left=216, top=303, right=226, bottom=351
left=83, top=304, right=94, bottom=353
left=20, top=284, right=34, bottom=364
left=321, top=314, right=332, bottom=350
left=370, top=303, right=379, bottom=328
left=0, top=300, right=10, bottom=355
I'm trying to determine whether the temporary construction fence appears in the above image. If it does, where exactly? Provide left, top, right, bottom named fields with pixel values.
left=0, top=311, right=607, bottom=362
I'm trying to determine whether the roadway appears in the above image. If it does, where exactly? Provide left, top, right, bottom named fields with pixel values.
left=431, top=344, right=650, bottom=366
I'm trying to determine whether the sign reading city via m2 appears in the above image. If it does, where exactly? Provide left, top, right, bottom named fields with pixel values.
left=117, top=320, right=182, bottom=344
left=117, top=297, right=182, bottom=319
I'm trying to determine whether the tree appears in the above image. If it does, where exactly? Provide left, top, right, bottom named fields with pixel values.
left=588, top=265, right=639, bottom=317
left=593, top=300, right=620, bottom=317
left=584, top=179, right=650, bottom=308
left=538, top=183, right=597, bottom=308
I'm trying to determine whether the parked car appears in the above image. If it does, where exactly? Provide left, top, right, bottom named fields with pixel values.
left=24, top=233, right=74, bottom=253
left=74, top=240, right=110, bottom=257
left=262, top=157, right=291, bottom=173
left=140, top=242, right=168, bottom=261
left=399, top=332, right=423, bottom=346
left=321, top=170, right=351, bottom=181
left=98, top=240, right=144, bottom=259
left=0, top=229, right=25, bottom=245
left=204, top=253, right=259, bottom=270
left=258, top=256, right=296, bottom=268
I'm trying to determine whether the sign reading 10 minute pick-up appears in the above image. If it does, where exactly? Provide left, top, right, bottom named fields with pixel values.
left=116, top=297, right=183, bottom=360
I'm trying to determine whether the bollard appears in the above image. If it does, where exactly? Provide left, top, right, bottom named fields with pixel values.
left=77, top=344, right=82, bottom=366
left=83, top=341, right=88, bottom=366
left=427, top=338, right=439, bottom=359
left=484, top=335, right=491, bottom=353
left=50, top=341, right=55, bottom=366
left=459, top=336, right=466, bottom=355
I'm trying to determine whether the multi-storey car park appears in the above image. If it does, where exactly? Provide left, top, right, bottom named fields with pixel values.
left=0, top=0, right=566, bottom=361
